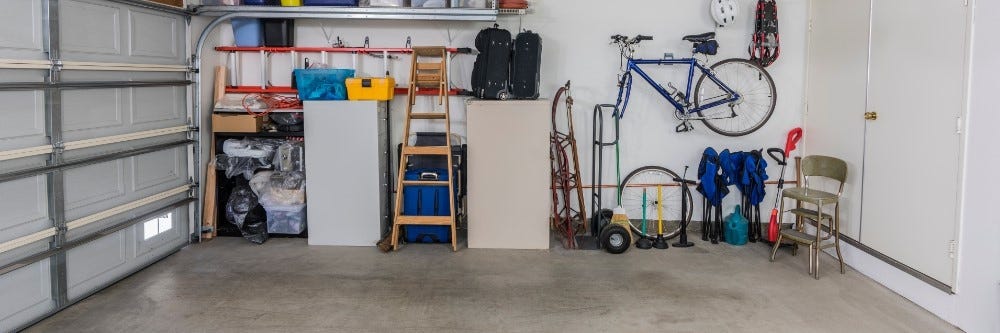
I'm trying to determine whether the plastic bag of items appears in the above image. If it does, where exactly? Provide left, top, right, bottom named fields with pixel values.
left=250, top=170, right=307, bottom=234
left=215, top=138, right=283, bottom=179
left=225, top=179, right=270, bottom=244
left=254, top=171, right=307, bottom=207
left=274, top=141, right=305, bottom=172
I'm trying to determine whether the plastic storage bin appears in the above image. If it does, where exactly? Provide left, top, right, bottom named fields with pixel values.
left=203, top=0, right=240, bottom=5
left=366, top=0, right=410, bottom=6
left=294, top=69, right=355, bottom=100
left=412, top=0, right=447, bottom=7
left=231, top=18, right=263, bottom=47
left=262, top=19, right=295, bottom=47
left=264, top=203, right=307, bottom=234
left=346, top=77, right=396, bottom=101
left=280, top=0, right=303, bottom=5
left=303, top=0, right=360, bottom=5
left=243, top=0, right=277, bottom=5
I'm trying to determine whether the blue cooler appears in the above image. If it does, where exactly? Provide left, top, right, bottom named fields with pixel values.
left=403, top=168, right=452, bottom=243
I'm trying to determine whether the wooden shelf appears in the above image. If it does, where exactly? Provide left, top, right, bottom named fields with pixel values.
left=215, top=131, right=304, bottom=138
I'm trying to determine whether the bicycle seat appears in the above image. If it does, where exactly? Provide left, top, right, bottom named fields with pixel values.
left=682, top=32, right=716, bottom=42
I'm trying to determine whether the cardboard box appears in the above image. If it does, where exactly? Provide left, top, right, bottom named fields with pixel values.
left=212, top=114, right=263, bottom=133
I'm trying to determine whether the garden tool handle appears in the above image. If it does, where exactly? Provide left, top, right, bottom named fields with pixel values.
left=784, top=127, right=803, bottom=157
left=767, top=148, right=787, bottom=166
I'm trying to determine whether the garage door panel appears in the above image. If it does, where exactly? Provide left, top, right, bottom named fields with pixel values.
left=60, top=133, right=190, bottom=163
left=132, top=147, right=187, bottom=193
left=66, top=231, right=127, bottom=300
left=0, top=176, right=49, bottom=244
left=59, top=0, right=121, bottom=57
left=0, top=90, right=47, bottom=152
left=62, top=88, right=125, bottom=134
left=135, top=208, right=185, bottom=257
left=0, top=0, right=46, bottom=61
left=0, top=259, right=54, bottom=332
left=64, top=160, right=127, bottom=216
left=59, top=70, right=187, bottom=82
left=129, top=11, right=179, bottom=59
left=132, top=86, right=184, bottom=125
left=60, top=0, right=186, bottom=66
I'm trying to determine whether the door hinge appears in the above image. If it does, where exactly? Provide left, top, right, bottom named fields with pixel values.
left=956, top=117, right=963, bottom=134
left=808, top=19, right=814, bottom=32
left=948, top=240, right=958, bottom=259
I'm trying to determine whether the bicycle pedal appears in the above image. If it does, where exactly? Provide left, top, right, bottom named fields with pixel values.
left=675, top=122, right=694, bottom=133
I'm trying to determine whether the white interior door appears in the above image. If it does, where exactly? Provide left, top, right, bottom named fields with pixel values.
left=803, top=0, right=871, bottom=239
left=860, top=0, right=968, bottom=286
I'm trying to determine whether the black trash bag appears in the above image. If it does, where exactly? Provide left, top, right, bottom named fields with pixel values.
left=225, top=179, right=269, bottom=244
left=242, top=204, right=270, bottom=245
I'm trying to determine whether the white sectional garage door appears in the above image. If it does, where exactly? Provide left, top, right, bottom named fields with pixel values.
left=0, top=0, right=195, bottom=330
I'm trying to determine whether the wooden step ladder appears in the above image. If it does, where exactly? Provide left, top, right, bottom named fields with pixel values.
left=390, top=46, right=457, bottom=251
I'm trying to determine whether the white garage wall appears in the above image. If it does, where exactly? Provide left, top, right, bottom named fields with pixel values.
left=210, top=0, right=809, bottom=218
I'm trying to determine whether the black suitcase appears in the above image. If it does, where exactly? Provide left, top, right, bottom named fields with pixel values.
left=510, top=31, right=542, bottom=100
left=472, top=25, right=512, bottom=100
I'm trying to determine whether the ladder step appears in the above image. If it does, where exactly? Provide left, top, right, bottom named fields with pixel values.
left=416, top=63, right=443, bottom=71
left=410, top=113, right=447, bottom=120
left=402, top=180, right=450, bottom=186
left=416, top=74, right=442, bottom=81
left=402, top=146, right=451, bottom=155
left=395, top=215, right=454, bottom=226
left=412, top=47, right=446, bottom=57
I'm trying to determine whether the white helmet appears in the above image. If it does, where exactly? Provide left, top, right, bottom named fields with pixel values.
left=710, top=0, right=739, bottom=27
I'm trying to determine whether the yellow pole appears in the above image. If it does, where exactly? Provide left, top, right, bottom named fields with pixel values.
left=657, top=185, right=664, bottom=236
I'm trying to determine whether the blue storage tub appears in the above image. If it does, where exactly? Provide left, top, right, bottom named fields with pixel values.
left=243, top=0, right=277, bottom=5
left=231, top=18, right=263, bottom=47
left=303, top=0, right=360, bottom=6
left=293, top=69, right=355, bottom=100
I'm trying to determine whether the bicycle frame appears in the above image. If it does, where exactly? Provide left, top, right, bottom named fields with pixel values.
left=615, top=57, right=740, bottom=118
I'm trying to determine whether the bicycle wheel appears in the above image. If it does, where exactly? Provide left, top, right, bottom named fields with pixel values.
left=618, top=166, right=693, bottom=240
left=695, top=58, right=776, bottom=137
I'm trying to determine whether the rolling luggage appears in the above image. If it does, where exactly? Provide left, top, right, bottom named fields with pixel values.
left=402, top=168, right=452, bottom=243
left=510, top=30, right=542, bottom=100
left=472, top=25, right=512, bottom=100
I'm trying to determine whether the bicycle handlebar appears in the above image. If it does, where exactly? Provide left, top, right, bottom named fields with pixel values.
left=611, top=34, right=654, bottom=45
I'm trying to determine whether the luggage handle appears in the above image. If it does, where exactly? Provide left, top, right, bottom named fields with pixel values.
left=420, top=172, right=440, bottom=181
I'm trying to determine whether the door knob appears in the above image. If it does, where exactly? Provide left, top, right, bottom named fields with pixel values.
left=865, top=112, right=879, bottom=121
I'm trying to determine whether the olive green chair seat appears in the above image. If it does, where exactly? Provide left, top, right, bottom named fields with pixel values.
left=781, top=187, right=838, bottom=204
left=770, top=155, right=848, bottom=279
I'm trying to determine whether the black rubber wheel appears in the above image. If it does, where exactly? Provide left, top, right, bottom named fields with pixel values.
left=618, top=166, right=694, bottom=240
left=694, top=58, right=777, bottom=137
left=600, top=224, right=631, bottom=254
left=591, top=208, right=614, bottom=236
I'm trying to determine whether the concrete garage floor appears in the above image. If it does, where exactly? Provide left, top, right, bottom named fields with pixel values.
left=28, top=238, right=959, bottom=333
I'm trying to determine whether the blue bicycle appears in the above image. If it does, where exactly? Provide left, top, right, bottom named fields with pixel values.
left=611, top=32, right=776, bottom=136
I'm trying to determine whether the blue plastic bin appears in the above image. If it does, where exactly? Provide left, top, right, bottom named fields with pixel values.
left=243, top=0, right=277, bottom=5
left=303, top=0, right=360, bottom=6
left=294, top=69, right=355, bottom=100
left=231, top=18, right=263, bottom=47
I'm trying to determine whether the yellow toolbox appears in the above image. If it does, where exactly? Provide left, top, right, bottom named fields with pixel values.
left=347, top=77, right=396, bottom=101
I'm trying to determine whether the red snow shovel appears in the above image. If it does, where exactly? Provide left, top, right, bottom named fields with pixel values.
left=767, top=128, right=803, bottom=242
